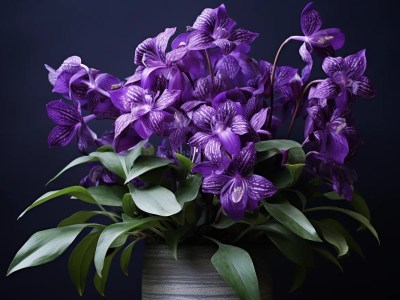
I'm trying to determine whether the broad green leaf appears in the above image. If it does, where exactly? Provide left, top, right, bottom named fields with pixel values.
left=125, top=156, right=171, bottom=183
left=289, top=266, right=308, bottom=293
left=58, top=211, right=120, bottom=227
left=313, top=221, right=349, bottom=257
left=87, top=185, right=125, bottom=206
left=313, top=248, right=343, bottom=272
left=125, top=140, right=147, bottom=171
left=255, top=223, right=314, bottom=267
left=7, top=224, right=98, bottom=276
left=120, top=240, right=139, bottom=275
left=129, top=185, right=182, bottom=217
left=304, top=206, right=379, bottom=243
left=272, top=164, right=305, bottom=189
left=89, top=151, right=126, bottom=179
left=255, top=139, right=302, bottom=152
left=174, top=153, right=194, bottom=171
left=110, top=234, right=128, bottom=248
left=94, top=247, right=121, bottom=296
left=165, top=227, right=187, bottom=260
left=18, top=186, right=97, bottom=219
left=208, top=238, right=260, bottom=300
left=68, top=231, right=100, bottom=296
left=286, top=147, right=306, bottom=164
left=47, top=156, right=96, bottom=185
left=321, top=219, right=365, bottom=259
left=94, top=217, right=160, bottom=276
left=175, top=174, right=202, bottom=205
left=122, top=193, right=137, bottom=217
left=264, top=201, right=322, bottom=242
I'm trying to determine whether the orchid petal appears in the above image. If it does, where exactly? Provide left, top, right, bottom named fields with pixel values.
left=352, top=76, right=375, bottom=98
left=46, top=100, right=81, bottom=126
left=202, top=174, right=231, bottom=194
left=48, top=125, right=77, bottom=147
left=114, top=113, right=137, bottom=137
left=155, top=89, right=180, bottom=110
left=246, top=174, right=277, bottom=201
left=192, top=105, right=215, bottom=130
left=231, top=143, right=256, bottom=175
left=309, top=78, right=341, bottom=99
left=204, top=138, right=222, bottom=164
left=188, top=132, right=212, bottom=148
left=301, top=2, right=322, bottom=36
left=218, top=128, right=241, bottom=155
left=344, top=49, right=367, bottom=79
left=322, top=56, right=345, bottom=77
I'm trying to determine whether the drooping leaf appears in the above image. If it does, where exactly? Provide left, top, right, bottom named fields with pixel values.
left=304, top=206, right=379, bottom=243
left=47, top=156, right=96, bottom=185
left=58, top=211, right=120, bottom=227
left=208, top=238, right=260, bottom=300
left=120, top=240, right=140, bottom=276
left=94, top=217, right=160, bottom=276
left=165, top=227, right=188, bottom=260
left=89, top=151, right=127, bottom=179
left=87, top=185, right=126, bottom=206
left=68, top=231, right=100, bottom=296
left=289, top=266, right=308, bottom=293
left=321, top=219, right=365, bottom=259
left=255, top=139, right=302, bottom=152
left=125, top=156, right=171, bottom=183
left=18, top=186, right=97, bottom=219
left=175, top=174, right=202, bottom=205
left=351, top=192, right=371, bottom=221
left=94, top=246, right=121, bottom=296
left=7, top=224, right=99, bottom=276
left=122, top=193, right=137, bottom=217
left=129, top=185, right=182, bottom=217
left=313, top=247, right=343, bottom=272
left=313, top=221, right=349, bottom=257
left=255, top=222, right=314, bottom=267
left=264, top=201, right=322, bottom=242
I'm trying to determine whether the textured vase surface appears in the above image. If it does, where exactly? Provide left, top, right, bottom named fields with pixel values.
left=141, top=243, right=273, bottom=300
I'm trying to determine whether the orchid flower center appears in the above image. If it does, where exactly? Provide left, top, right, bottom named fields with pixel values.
left=214, top=27, right=230, bottom=39
left=231, top=186, right=245, bottom=203
left=213, top=120, right=226, bottom=133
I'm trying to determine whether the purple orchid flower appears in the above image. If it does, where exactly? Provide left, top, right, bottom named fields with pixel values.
left=304, top=101, right=358, bottom=164
left=110, top=85, right=180, bottom=139
left=168, top=111, right=193, bottom=150
left=294, top=2, right=345, bottom=81
left=188, top=101, right=250, bottom=163
left=46, top=99, right=97, bottom=152
left=310, top=50, right=375, bottom=111
left=187, top=4, right=259, bottom=55
left=199, top=143, right=276, bottom=221
left=80, top=163, right=118, bottom=187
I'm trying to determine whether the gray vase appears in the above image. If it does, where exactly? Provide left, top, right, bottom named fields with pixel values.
left=141, top=243, right=273, bottom=300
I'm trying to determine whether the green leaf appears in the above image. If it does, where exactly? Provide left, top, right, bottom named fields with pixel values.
left=58, top=211, right=120, bottom=227
left=264, top=200, right=322, bottom=242
left=175, top=174, right=202, bottom=205
left=94, top=246, right=121, bottom=296
left=47, top=156, right=96, bottom=185
left=289, top=266, right=308, bottom=293
left=165, top=228, right=187, bottom=260
left=68, top=231, right=100, bottom=296
left=18, top=186, right=97, bottom=219
left=125, top=156, right=171, bottom=183
left=125, top=140, right=147, bottom=171
left=313, top=221, right=349, bottom=257
left=175, top=153, right=194, bottom=172
left=286, top=147, right=306, bottom=164
left=129, top=185, right=182, bottom=217
left=313, top=247, right=343, bottom=272
left=255, top=139, right=302, bottom=152
left=208, top=238, right=260, bottom=300
left=323, top=191, right=344, bottom=200
left=94, top=217, right=160, bottom=276
left=351, top=192, right=371, bottom=221
left=87, top=185, right=125, bottom=206
left=89, top=151, right=127, bottom=179
left=304, top=206, right=379, bottom=243
left=255, top=222, right=314, bottom=267
left=120, top=240, right=139, bottom=276
left=7, top=224, right=97, bottom=276
left=122, top=193, right=137, bottom=217
left=321, top=219, right=365, bottom=259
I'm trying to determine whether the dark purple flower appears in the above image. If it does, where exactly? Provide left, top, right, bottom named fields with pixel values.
left=187, top=4, right=259, bottom=54
left=46, top=99, right=96, bottom=152
left=169, top=111, right=193, bottom=150
left=110, top=85, right=180, bottom=139
left=294, top=2, right=345, bottom=81
left=304, top=102, right=358, bottom=164
left=80, top=163, right=118, bottom=187
left=310, top=50, right=375, bottom=111
left=188, top=101, right=250, bottom=163
left=199, top=143, right=276, bottom=220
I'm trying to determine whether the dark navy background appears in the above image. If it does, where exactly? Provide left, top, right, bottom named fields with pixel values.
left=1, top=0, right=398, bottom=299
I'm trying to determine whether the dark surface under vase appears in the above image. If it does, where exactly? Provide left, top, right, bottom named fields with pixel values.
left=142, top=243, right=273, bottom=300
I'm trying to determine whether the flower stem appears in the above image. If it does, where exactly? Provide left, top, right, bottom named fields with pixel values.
left=204, top=49, right=214, bottom=84
left=287, top=79, right=323, bottom=138
left=268, top=37, right=293, bottom=129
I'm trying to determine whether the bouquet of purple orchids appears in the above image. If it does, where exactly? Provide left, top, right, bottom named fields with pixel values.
left=8, top=3, right=378, bottom=299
